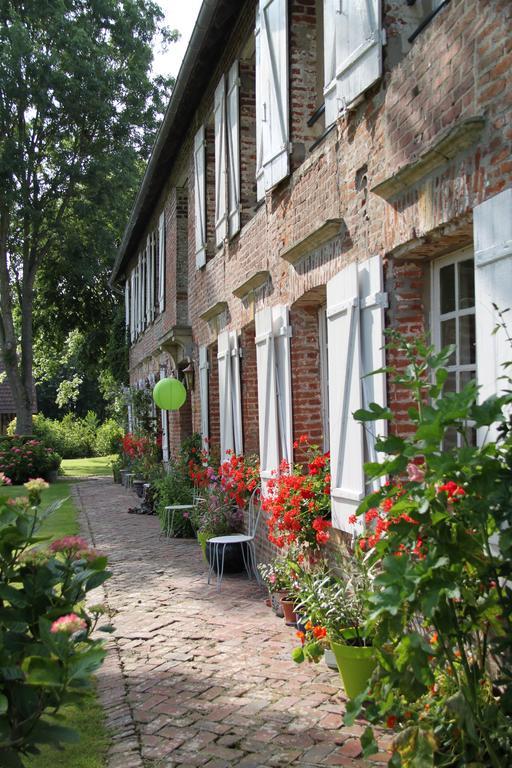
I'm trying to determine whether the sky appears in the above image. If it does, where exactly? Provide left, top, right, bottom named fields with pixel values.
left=152, top=0, right=203, bottom=80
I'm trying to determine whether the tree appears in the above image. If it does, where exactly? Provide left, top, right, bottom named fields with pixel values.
left=0, top=0, right=174, bottom=432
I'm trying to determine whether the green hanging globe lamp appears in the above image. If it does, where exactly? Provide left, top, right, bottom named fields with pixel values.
left=152, top=377, right=186, bottom=410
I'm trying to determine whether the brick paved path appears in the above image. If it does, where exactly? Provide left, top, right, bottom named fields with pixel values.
left=74, top=478, right=389, bottom=768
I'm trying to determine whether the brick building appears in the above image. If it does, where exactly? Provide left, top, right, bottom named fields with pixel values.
left=112, top=0, right=512, bottom=558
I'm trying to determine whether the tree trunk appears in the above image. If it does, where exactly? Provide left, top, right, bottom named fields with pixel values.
left=0, top=205, right=34, bottom=435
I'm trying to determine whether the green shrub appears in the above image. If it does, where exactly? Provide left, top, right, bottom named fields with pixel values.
left=0, top=479, right=111, bottom=764
left=8, top=414, right=123, bottom=460
left=0, top=437, right=62, bottom=484
left=94, top=419, right=123, bottom=457
left=152, top=465, right=195, bottom=538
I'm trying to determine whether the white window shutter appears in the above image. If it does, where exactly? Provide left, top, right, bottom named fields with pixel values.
left=260, top=0, right=289, bottom=192
left=145, top=236, right=152, bottom=325
left=230, top=330, right=244, bottom=455
left=255, top=8, right=265, bottom=201
left=136, top=259, right=141, bottom=336
left=194, top=126, right=207, bottom=269
left=159, top=366, right=170, bottom=462
left=199, top=346, right=209, bottom=451
left=129, top=271, right=135, bottom=342
left=227, top=61, right=241, bottom=238
left=158, top=212, right=165, bottom=313
left=323, top=0, right=338, bottom=126
left=331, top=0, right=382, bottom=115
left=150, top=232, right=156, bottom=321
left=256, top=307, right=280, bottom=491
left=141, top=252, right=146, bottom=331
left=272, top=306, right=293, bottom=466
left=218, top=330, right=234, bottom=458
left=327, top=262, right=364, bottom=532
left=255, top=305, right=292, bottom=493
left=358, top=255, right=388, bottom=481
left=474, top=188, right=512, bottom=437
left=218, top=330, right=244, bottom=458
left=214, top=76, right=228, bottom=247
left=125, top=280, right=130, bottom=337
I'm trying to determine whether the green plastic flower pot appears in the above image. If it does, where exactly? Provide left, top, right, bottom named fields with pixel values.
left=330, top=640, right=376, bottom=699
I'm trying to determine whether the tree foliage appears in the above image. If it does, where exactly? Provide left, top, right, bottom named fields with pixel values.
left=0, top=0, right=176, bottom=429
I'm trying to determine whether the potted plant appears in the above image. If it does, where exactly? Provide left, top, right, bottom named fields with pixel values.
left=291, top=548, right=378, bottom=698
left=191, top=483, right=246, bottom=571
left=258, top=557, right=300, bottom=621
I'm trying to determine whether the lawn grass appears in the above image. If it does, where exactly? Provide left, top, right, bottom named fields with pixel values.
left=24, top=693, right=110, bottom=768
left=0, top=481, right=78, bottom=539
left=0, top=479, right=110, bottom=767
left=61, top=455, right=115, bottom=478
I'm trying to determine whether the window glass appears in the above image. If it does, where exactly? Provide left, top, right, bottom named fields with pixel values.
left=434, top=252, right=476, bottom=447
left=440, top=263, right=455, bottom=313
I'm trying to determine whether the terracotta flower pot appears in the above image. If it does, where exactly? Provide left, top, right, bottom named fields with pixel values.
left=279, top=595, right=297, bottom=626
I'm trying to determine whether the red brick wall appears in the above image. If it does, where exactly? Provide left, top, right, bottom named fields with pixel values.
left=125, top=0, right=512, bottom=556
left=290, top=305, right=324, bottom=461
left=239, top=60, right=257, bottom=227
left=208, top=342, right=220, bottom=460
left=240, top=322, right=259, bottom=455
left=168, top=393, right=193, bottom=459
left=289, top=0, right=323, bottom=170
left=205, top=125, right=216, bottom=260
left=385, top=259, right=428, bottom=439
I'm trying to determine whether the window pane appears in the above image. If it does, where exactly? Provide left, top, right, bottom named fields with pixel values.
left=443, top=427, right=458, bottom=451
left=459, top=315, right=476, bottom=365
left=441, top=319, right=456, bottom=362
left=444, top=371, right=457, bottom=393
left=458, top=259, right=475, bottom=310
left=440, top=264, right=455, bottom=314
left=460, top=370, right=476, bottom=390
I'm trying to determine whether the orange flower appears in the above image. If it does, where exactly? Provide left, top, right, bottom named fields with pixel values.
left=305, top=620, right=313, bottom=630
left=312, top=625, right=327, bottom=639
left=296, top=631, right=305, bottom=645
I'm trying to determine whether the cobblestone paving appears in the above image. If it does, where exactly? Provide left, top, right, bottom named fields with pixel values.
left=74, top=478, right=390, bottom=768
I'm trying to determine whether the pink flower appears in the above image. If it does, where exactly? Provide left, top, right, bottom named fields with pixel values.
left=0, top=472, right=12, bottom=486
left=50, top=536, right=89, bottom=554
left=50, top=613, right=87, bottom=635
left=407, top=463, right=425, bottom=483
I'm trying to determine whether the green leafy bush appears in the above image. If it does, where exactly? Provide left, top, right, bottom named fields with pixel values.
left=94, top=419, right=123, bottom=457
left=8, top=414, right=122, bottom=459
left=152, top=465, right=195, bottom=537
left=0, top=479, right=111, bottom=766
left=347, top=331, right=512, bottom=767
left=0, top=438, right=61, bottom=484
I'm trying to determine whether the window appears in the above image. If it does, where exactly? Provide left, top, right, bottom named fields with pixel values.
left=432, top=248, right=476, bottom=446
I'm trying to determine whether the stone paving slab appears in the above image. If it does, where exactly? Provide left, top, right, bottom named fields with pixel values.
left=74, top=478, right=390, bottom=768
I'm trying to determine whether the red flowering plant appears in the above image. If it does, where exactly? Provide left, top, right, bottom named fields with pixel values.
left=121, top=432, right=159, bottom=478
left=263, top=435, right=331, bottom=553
left=344, top=329, right=512, bottom=768
left=218, top=451, right=259, bottom=509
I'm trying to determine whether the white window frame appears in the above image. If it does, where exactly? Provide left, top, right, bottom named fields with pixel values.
left=318, top=306, right=330, bottom=453
left=431, top=246, right=477, bottom=445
